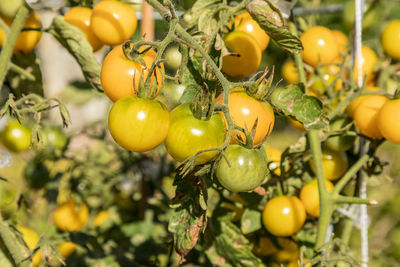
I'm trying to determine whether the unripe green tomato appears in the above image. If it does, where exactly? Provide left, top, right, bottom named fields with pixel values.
left=164, top=46, right=182, bottom=70
left=0, top=119, right=31, bottom=152
left=326, top=117, right=355, bottom=152
left=163, top=82, right=185, bottom=109
left=0, top=0, right=24, bottom=18
left=216, top=145, right=268, bottom=192
left=0, top=180, right=20, bottom=219
left=42, top=127, right=68, bottom=150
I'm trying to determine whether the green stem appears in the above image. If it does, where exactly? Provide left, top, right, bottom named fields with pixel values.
left=8, top=62, right=36, bottom=81
left=334, top=196, right=374, bottom=205
left=341, top=219, right=353, bottom=245
left=0, top=4, right=30, bottom=91
left=288, top=22, right=307, bottom=89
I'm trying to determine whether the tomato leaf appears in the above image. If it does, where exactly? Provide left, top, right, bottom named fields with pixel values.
left=247, top=0, right=303, bottom=54
left=48, top=16, right=102, bottom=92
left=270, top=84, right=328, bottom=130
left=205, top=210, right=263, bottom=266
left=240, top=209, right=262, bottom=234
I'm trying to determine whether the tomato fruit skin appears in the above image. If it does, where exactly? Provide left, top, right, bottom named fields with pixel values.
left=262, top=195, right=306, bottom=237
left=0, top=12, right=42, bottom=54
left=381, top=20, right=400, bottom=60
left=331, top=30, right=348, bottom=54
left=58, top=241, right=77, bottom=258
left=326, top=117, right=355, bottom=152
left=377, top=99, right=400, bottom=144
left=17, top=226, right=42, bottom=267
left=216, top=144, right=268, bottom=192
left=300, top=179, right=334, bottom=217
left=164, top=46, right=182, bottom=70
left=90, top=0, right=137, bottom=46
left=162, top=81, right=185, bottom=110
left=0, top=180, right=20, bottom=219
left=0, top=0, right=23, bottom=18
left=101, top=44, right=164, bottom=102
left=353, top=46, right=378, bottom=84
left=165, top=103, right=225, bottom=164
left=281, top=60, right=298, bottom=84
left=309, top=65, right=342, bottom=96
left=300, top=26, right=339, bottom=68
left=353, top=95, right=389, bottom=139
left=108, top=96, right=169, bottom=152
left=0, top=119, right=31, bottom=152
left=216, top=88, right=275, bottom=147
left=64, top=7, right=103, bottom=52
left=53, top=200, right=89, bottom=232
left=232, top=12, right=270, bottom=51
left=309, top=148, right=348, bottom=181
left=93, top=210, right=111, bottom=227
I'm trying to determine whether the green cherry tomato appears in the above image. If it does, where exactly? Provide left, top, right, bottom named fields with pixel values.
left=0, top=0, right=23, bottom=18
left=164, top=46, right=182, bottom=70
left=325, top=117, right=355, bottom=152
left=42, top=127, right=68, bottom=150
left=165, top=103, right=225, bottom=164
left=216, top=144, right=268, bottom=192
left=0, top=119, right=31, bottom=152
left=108, top=96, right=170, bottom=152
left=0, top=179, right=20, bottom=219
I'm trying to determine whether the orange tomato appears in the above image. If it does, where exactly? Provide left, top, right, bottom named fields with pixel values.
left=331, top=30, right=348, bottom=54
left=353, top=46, right=378, bottom=84
left=300, top=179, right=334, bottom=217
left=282, top=60, right=299, bottom=84
left=53, top=200, right=89, bottom=232
left=377, top=98, right=400, bottom=144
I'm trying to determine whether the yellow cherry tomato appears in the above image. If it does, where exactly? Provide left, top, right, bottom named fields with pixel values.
left=300, top=179, right=334, bottom=217
left=93, top=210, right=111, bottom=227
left=64, top=7, right=103, bottom=52
left=353, top=46, right=378, bottom=84
left=377, top=98, right=400, bottom=144
left=58, top=241, right=77, bottom=258
left=0, top=12, right=42, bottom=54
left=309, top=148, right=348, bottom=181
left=353, top=95, right=389, bottom=139
left=300, top=26, right=339, bottom=67
left=288, top=118, right=305, bottom=131
left=254, top=236, right=299, bottom=263
left=17, top=226, right=41, bottom=267
left=282, top=60, right=298, bottom=84
left=309, top=65, right=342, bottom=96
left=347, top=86, right=380, bottom=118
left=262, top=146, right=290, bottom=176
left=331, top=30, right=348, bottom=54
left=53, top=200, right=89, bottom=232
left=233, top=12, right=270, bottom=51
left=221, top=31, right=262, bottom=78
left=262, top=196, right=306, bottom=237
left=381, top=20, right=400, bottom=60
left=91, top=0, right=137, bottom=46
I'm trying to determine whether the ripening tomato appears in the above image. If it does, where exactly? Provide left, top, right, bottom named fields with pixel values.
left=377, top=98, right=400, bottom=144
left=288, top=118, right=305, bottom=131
left=326, top=117, right=355, bottom=152
left=353, top=95, right=389, bottom=139
left=221, top=31, right=262, bottom=77
left=108, top=96, right=169, bottom=152
left=53, top=200, right=89, bottom=232
left=215, top=144, right=268, bottom=192
left=347, top=86, right=380, bottom=118
left=300, top=179, right=334, bottom=217
left=41, top=126, right=68, bottom=150
left=58, top=241, right=77, bottom=259
left=353, top=46, right=378, bottom=84
left=253, top=236, right=299, bottom=264
left=232, top=11, right=270, bottom=51
left=17, top=226, right=42, bottom=267
left=64, top=7, right=103, bottom=52
left=101, top=44, right=164, bottom=102
left=0, top=12, right=42, bottom=54
left=91, top=0, right=137, bottom=46
left=0, top=180, right=20, bottom=219
left=300, top=26, right=339, bottom=67
left=93, top=210, right=111, bottom=227
left=309, top=65, right=342, bottom=95
left=0, top=119, right=31, bottom=152
left=309, top=148, right=348, bottom=181
left=262, top=146, right=290, bottom=176
left=331, top=30, right=348, bottom=54
left=281, top=60, right=298, bottom=84
left=165, top=103, right=225, bottom=164
left=216, top=88, right=275, bottom=147
left=262, top=195, right=306, bottom=237
left=164, top=46, right=182, bottom=70
left=381, top=20, right=400, bottom=60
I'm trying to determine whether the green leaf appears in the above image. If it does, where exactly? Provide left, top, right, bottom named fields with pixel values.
left=247, top=0, right=303, bottom=54
left=240, top=209, right=262, bottom=234
left=48, top=16, right=102, bottom=92
left=270, top=84, right=328, bottom=130
left=206, top=212, right=264, bottom=267
left=7, top=52, right=43, bottom=97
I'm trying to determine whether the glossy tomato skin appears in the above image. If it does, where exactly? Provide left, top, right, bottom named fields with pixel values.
left=18, top=226, right=42, bottom=267
left=91, top=0, right=137, bottom=46
left=0, top=12, right=42, bottom=54
left=381, top=20, right=400, bottom=60
left=58, top=242, right=77, bottom=259
left=353, top=46, right=378, bottom=84
left=300, top=179, right=334, bottom=217
left=0, top=0, right=23, bottom=18
left=216, top=144, right=268, bottom=192
left=326, top=117, right=355, bottom=152
left=300, top=26, right=339, bottom=67
left=233, top=12, right=270, bottom=51
left=309, top=148, right=348, bottom=181
left=42, top=126, right=68, bottom=150
left=377, top=99, right=400, bottom=144
left=0, top=119, right=31, bottom=152
left=53, top=200, right=89, bottom=232
left=165, top=103, right=225, bottom=164
left=281, top=60, right=298, bottom=84
left=101, top=44, right=164, bottom=102
left=216, top=88, right=275, bottom=147
left=262, top=195, right=306, bottom=236
left=108, top=96, right=170, bottom=152
left=64, top=7, right=103, bottom=52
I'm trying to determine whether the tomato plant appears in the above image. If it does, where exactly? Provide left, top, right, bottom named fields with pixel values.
left=215, top=144, right=268, bottom=192
left=216, top=88, right=275, bottom=147
left=325, top=117, right=355, bottom=152
left=309, top=148, right=348, bottom=181
left=262, top=195, right=306, bottom=237
left=165, top=103, right=225, bottom=164
left=281, top=60, right=298, bottom=84
left=101, top=44, right=164, bottom=102
left=90, top=0, right=137, bottom=46
left=64, top=6, right=103, bottom=52
left=381, top=20, right=400, bottom=60
left=0, top=119, right=31, bottom=152
left=108, top=96, right=170, bottom=152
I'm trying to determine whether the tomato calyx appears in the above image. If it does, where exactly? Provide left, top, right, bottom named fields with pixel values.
left=191, top=88, right=216, bottom=121
left=247, top=67, right=274, bottom=101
